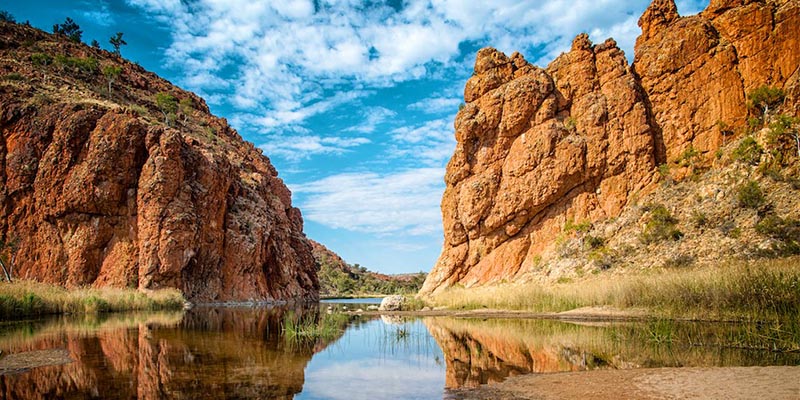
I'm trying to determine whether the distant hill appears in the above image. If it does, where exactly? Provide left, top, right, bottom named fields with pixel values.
left=309, top=240, right=425, bottom=297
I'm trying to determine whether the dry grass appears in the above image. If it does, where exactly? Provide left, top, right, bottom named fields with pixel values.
left=427, top=257, right=800, bottom=320
left=0, top=280, right=186, bottom=320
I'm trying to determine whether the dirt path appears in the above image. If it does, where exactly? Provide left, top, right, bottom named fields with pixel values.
left=446, top=366, right=800, bottom=399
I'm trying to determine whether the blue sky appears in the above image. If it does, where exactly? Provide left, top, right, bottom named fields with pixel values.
left=4, top=0, right=704, bottom=274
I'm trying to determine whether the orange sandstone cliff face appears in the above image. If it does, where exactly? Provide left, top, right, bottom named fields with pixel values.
left=0, top=23, right=317, bottom=301
left=421, top=0, right=800, bottom=294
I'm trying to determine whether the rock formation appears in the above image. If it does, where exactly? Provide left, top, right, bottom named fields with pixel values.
left=422, top=0, right=800, bottom=294
left=0, top=22, right=317, bottom=301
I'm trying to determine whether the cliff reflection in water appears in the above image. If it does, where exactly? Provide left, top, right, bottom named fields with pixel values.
left=425, top=317, right=800, bottom=389
left=0, top=307, right=346, bottom=400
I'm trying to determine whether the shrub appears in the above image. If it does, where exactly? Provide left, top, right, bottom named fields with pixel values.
left=766, top=114, right=799, bottom=159
left=691, top=210, right=707, bottom=227
left=747, top=85, right=785, bottom=116
left=155, top=92, right=178, bottom=125
left=641, top=204, right=683, bottom=244
left=31, top=53, right=53, bottom=67
left=54, top=55, right=98, bottom=75
left=584, top=234, right=605, bottom=250
left=2, top=73, right=23, bottom=81
left=755, top=215, right=800, bottom=255
left=736, top=180, right=765, bottom=209
left=732, top=136, right=763, bottom=165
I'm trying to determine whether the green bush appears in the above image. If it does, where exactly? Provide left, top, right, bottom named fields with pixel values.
left=641, top=204, right=683, bottom=244
left=747, top=85, right=785, bottom=116
left=584, top=234, right=605, bottom=250
left=736, top=180, right=765, bottom=209
left=2, top=73, right=23, bottom=81
left=755, top=215, right=800, bottom=255
left=54, top=55, right=98, bottom=75
left=732, top=137, right=763, bottom=165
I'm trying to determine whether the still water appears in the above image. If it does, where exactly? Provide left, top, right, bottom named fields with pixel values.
left=0, top=304, right=798, bottom=399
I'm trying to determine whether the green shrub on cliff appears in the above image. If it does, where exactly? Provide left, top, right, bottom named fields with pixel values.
left=737, top=180, right=765, bottom=209
left=640, top=204, right=683, bottom=244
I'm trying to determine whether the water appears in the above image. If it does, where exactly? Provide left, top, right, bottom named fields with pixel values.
left=320, top=297, right=384, bottom=305
left=0, top=307, right=797, bottom=399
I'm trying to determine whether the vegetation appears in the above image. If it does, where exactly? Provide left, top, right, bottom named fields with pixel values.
left=52, top=17, right=82, bottom=43
left=54, top=55, right=99, bottom=75
left=747, top=85, right=786, bottom=117
left=426, top=257, right=800, bottom=321
left=0, top=236, right=18, bottom=282
left=282, top=310, right=349, bottom=342
left=767, top=114, right=799, bottom=159
left=736, top=180, right=765, bottom=209
left=109, top=32, right=127, bottom=56
left=755, top=215, right=800, bottom=256
left=155, top=92, right=178, bottom=125
left=102, top=65, right=122, bottom=94
left=317, top=256, right=425, bottom=297
left=0, top=10, right=15, bottom=23
left=90, top=39, right=100, bottom=49
left=0, top=280, right=185, bottom=320
left=732, top=136, right=763, bottom=165
left=640, top=203, right=683, bottom=243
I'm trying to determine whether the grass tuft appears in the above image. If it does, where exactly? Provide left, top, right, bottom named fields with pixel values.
left=427, top=257, right=800, bottom=321
left=0, top=280, right=185, bottom=320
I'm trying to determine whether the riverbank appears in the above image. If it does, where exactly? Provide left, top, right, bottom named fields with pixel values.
left=421, top=257, right=800, bottom=321
left=0, top=280, right=186, bottom=320
left=447, top=366, right=800, bottom=400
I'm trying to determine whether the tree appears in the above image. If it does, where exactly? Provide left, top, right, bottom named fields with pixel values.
left=102, top=65, right=122, bottom=95
left=748, top=85, right=786, bottom=117
left=109, top=32, right=127, bottom=56
left=179, top=97, right=193, bottom=123
left=91, top=39, right=100, bottom=48
left=768, top=114, right=800, bottom=159
left=0, top=236, right=19, bottom=282
left=0, top=10, right=15, bottom=23
left=31, top=53, right=53, bottom=82
left=53, top=17, right=82, bottom=42
left=155, top=92, right=178, bottom=126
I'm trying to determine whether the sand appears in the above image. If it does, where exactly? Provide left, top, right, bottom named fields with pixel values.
left=447, top=366, right=800, bottom=400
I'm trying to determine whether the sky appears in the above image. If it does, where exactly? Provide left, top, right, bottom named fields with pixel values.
left=3, top=0, right=705, bottom=274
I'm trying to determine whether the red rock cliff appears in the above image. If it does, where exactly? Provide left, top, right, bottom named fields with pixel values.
left=0, top=23, right=318, bottom=301
left=421, top=0, right=800, bottom=294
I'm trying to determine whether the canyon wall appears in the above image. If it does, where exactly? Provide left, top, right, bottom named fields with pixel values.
left=422, top=0, right=800, bottom=294
left=0, top=22, right=318, bottom=301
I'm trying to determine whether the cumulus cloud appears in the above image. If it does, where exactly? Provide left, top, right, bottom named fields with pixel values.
left=407, top=96, right=462, bottom=114
left=126, top=0, right=666, bottom=132
left=389, top=117, right=456, bottom=166
left=290, top=168, right=445, bottom=235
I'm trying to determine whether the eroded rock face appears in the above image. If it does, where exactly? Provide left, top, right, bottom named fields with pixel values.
left=634, top=0, right=800, bottom=162
left=0, top=23, right=317, bottom=302
left=421, top=0, right=800, bottom=295
left=422, top=37, right=657, bottom=294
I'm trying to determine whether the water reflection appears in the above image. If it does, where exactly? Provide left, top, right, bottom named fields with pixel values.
left=425, top=317, right=800, bottom=390
left=1, top=309, right=798, bottom=399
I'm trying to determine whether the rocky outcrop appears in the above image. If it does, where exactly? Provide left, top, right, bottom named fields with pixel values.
left=635, top=0, right=800, bottom=162
left=422, top=0, right=800, bottom=294
left=0, top=22, right=317, bottom=301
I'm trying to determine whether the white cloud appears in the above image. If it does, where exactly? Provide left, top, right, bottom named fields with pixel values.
left=407, top=97, right=462, bottom=114
left=388, top=118, right=455, bottom=166
left=81, top=1, right=115, bottom=27
left=259, top=135, right=370, bottom=160
left=290, top=168, right=445, bottom=235
left=126, top=0, right=662, bottom=131
left=345, top=107, right=397, bottom=134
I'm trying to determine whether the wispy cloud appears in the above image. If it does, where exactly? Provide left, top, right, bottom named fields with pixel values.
left=259, top=136, right=370, bottom=161
left=290, top=168, right=445, bottom=235
left=388, top=117, right=455, bottom=166
left=407, top=96, right=462, bottom=114
left=345, top=106, right=397, bottom=134
left=81, top=1, right=115, bottom=27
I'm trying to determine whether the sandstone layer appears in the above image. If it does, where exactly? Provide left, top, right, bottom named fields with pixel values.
left=0, top=22, right=317, bottom=301
left=421, top=0, right=800, bottom=294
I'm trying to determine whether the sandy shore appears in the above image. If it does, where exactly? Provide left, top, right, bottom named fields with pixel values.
left=446, top=366, right=800, bottom=400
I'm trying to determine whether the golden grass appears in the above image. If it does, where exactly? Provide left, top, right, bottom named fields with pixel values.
left=426, top=257, right=800, bottom=320
left=0, top=280, right=186, bottom=320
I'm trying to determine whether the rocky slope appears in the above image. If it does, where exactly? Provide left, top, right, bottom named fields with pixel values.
left=0, top=22, right=318, bottom=301
left=421, top=0, right=800, bottom=294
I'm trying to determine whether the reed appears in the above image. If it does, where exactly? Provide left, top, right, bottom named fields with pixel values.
left=428, top=257, right=800, bottom=321
left=282, top=311, right=349, bottom=342
left=0, top=280, right=185, bottom=320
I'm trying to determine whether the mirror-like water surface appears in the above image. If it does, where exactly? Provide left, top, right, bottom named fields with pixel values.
left=0, top=306, right=797, bottom=399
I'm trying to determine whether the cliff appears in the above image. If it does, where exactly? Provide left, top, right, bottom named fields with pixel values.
left=422, top=0, right=800, bottom=294
left=0, top=22, right=318, bottom=301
